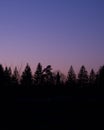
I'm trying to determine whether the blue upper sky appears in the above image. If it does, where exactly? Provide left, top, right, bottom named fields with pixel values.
left=0, top=0, right=104, bottom=74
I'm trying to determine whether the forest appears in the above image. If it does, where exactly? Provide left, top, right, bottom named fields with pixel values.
left=0, top=62, right=104, bottom=89
left=0, top=63, right=104, bottom=129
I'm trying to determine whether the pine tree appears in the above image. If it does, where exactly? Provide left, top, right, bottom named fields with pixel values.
left=96, top=66, right=104, bottom=88
left=56, top=72, right=61, bottom=86
left=34, top=63, right=43, bottom=86
left=67, top=66, right=76, bottom=87
left=20, top=64, right=33, bottom=88
left=43, top=65, right=53, bottom=86
left=12, top=67, right=19, bottom=86
left=89, top=69, right=96, bottom=87
left=4, top=67, right=12, bottom=87
left=0, top=64, right=5, bottom=87
left=78, top=66, right=88, bottom=87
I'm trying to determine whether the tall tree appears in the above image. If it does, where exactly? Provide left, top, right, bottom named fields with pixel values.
left=12, top=67, right=19, bottom=86
left=0, top=64, right=5, bottom=87
left=96, top=66, right=104, bottom=88
left=78, top=66, right=88, bottom=87
left=4, top=67, right=12, bottom=87
left=43, top=65, right=53, bottom=86
left=89, top=69, right=96, bottom=87
left=20, top=64, right=33, bottom=88
left=34, top=63, right=43, bottom=86
left=55, top=72, right=61, bottom=86
left=53, top=71, right=65, bottom=87
left=66, top=66, right=76, bottom=87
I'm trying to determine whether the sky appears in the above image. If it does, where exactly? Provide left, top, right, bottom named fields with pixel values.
left=0, top=0, right=104, bottom=74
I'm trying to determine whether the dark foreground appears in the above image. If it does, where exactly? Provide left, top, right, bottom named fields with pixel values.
left=0, top=87, right=104, bottom=129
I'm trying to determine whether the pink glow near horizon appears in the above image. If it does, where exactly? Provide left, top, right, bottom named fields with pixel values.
left=0, top=0, right=104, bottom=75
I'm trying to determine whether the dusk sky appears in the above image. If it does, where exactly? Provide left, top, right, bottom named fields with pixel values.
left=0, top=0, right=104, bottom=74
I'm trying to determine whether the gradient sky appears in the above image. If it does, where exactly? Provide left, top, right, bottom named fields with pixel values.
left=0, top=0, right=104, bottom=74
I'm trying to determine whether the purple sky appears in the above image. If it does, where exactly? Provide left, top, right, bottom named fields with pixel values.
left=0, top=0, right=104, bottom=74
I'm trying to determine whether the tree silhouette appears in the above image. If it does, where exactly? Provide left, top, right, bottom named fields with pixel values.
left=54, top=71, right=65, bottom=87
left=4, top=67, right=12, bottom=87
left=55, top=72, right=61, bottom=86
left=0, top=64, right=5, bottom=87
left=89, top=69, right=96, bottom=88
left=20, top=64, right=33, bottom=88
left=96, top=66, right=104, bottom=88
left=12, top=67, right=19, bottom=86
left=34, top=63, right=43, bottom=87
left=43, top=65, right=54, bottom=86
left=78, top=66, right=88, bottom=87
left=66, top=66, right=76, bottom=88
left=0, top=62, right=103, bottom=90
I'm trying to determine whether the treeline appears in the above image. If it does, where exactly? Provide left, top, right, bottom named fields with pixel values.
left=0, top=63, right=104, bottom=89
